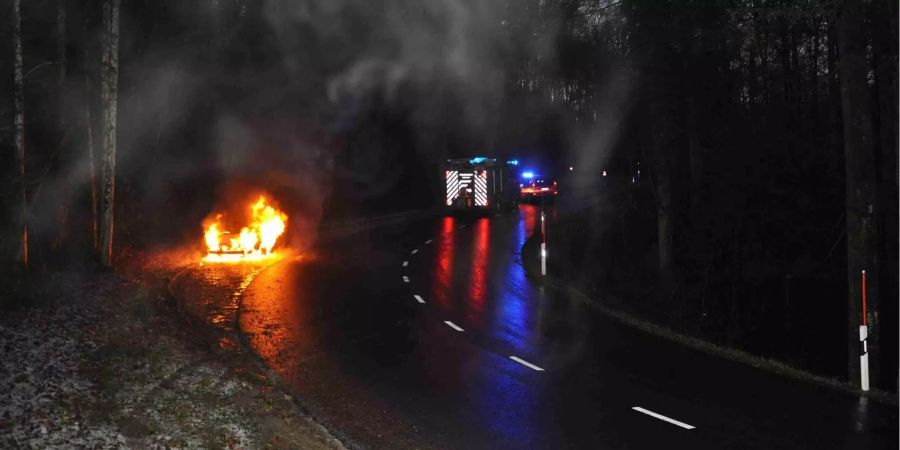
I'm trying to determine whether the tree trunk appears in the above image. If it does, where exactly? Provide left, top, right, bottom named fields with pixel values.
left=869, top=0, right=899, bottom=391
left=86, top=48, right=99, bottom=252
left=649, top=93, right=678, bottom=287
left=57, top=0, right=66, bottom=101
left=13, top=0, right=28, bottom=268
left=99, top=0, right=120, bottom=267
left=633, top=2, right=683, bottom=289
left=837, top=0, right=881, bottom=388
left=827, top=22, right=843, bottom=183
left=54, top=0, right=69, bottom=253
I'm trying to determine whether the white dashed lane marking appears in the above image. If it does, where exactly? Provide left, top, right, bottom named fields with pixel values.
left=632, top=407, right=695, bottom=430
left=401, top=239, right=551, bottom=379
left=444, top=321, right=464, bottom=332
left=509, top=356, right=544, bottom=372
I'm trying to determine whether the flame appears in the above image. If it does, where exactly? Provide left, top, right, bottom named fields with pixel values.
left=203, top=196, right=288, bottom=263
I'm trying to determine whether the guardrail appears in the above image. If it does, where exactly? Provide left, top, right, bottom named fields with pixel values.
left=317, top=208, right=441, bottom=240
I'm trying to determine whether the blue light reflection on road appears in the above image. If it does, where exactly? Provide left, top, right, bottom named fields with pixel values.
left=469, top=205, right=545, bottom=448
left=493, top=205, right=540, bottom=354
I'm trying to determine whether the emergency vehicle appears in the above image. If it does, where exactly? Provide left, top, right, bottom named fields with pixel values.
left=443, top=157, right=519, bottom=212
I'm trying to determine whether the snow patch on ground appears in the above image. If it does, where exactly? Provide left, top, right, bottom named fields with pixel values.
left=0, top=278, right=128, bottom=448
left=0, top=272, right=342, bottom=449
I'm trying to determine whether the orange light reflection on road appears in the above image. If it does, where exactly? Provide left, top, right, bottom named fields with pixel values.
left=238, top=256, right=313, bottom=380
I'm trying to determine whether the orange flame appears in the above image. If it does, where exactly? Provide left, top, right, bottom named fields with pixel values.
left=203, top=196, right=287, bottom=263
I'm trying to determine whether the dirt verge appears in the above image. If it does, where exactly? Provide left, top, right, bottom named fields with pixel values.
left=0, top=249, right=344, bottom=449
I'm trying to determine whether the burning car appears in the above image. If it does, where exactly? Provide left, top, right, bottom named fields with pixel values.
left=203, top=196, right=287, bottom=262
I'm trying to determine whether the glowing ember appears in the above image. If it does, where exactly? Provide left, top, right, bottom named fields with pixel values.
left=203, top=196, right=287, bottom=263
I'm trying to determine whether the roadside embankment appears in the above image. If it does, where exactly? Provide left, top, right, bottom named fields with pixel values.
left=521, top=212, right=898, bottom=405
left=0, top=250, right=344, bottom=449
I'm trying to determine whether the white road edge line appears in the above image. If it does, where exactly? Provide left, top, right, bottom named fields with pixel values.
left=509, top=356, right=545, bottom=372
left=414, top=295, right=425, bottom=304
left=403, top=261, right=408, bottom=267
left=425, top=239, right=433, bottom=244
left=403, top=276, right=410, bottom=283
left=411, top=249, right=419, bottom=254
left=632, top=407, right=695, bottom=430
left=444, top=321, right=464, bottom=332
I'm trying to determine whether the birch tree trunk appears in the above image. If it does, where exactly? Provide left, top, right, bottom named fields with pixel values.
left=838, top=0, right=881, bottom=388
left=85, top=46, right=98, bottom=252
left=13, top=0, right=28, bottom=268
left=99, top=0, right=120, bottom=267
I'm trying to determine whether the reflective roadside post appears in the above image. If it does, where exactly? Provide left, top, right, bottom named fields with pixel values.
left=540, top=210, right=547, bottom=276
left=860, top=270, right=869, bottom=391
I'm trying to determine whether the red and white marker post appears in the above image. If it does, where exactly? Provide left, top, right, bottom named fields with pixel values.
left=540, top=211, right=547, bottom=276
left=859, top=270, right=870, bottom=391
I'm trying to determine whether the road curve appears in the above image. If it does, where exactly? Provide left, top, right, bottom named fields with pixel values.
left=238, top=205, right=898, bottom=449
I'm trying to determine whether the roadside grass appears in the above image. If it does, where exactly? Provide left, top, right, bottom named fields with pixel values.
left=0, top=263, right=344, bottom=449
left=521, top=231, right=897, bottom=405
left=543, top=273, right=898, bottom=405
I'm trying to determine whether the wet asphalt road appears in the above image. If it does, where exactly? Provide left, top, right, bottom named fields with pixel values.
left=238, top=204, right=898, bottom=449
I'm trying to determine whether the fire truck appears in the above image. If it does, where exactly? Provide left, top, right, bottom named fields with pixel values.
left=443, top=157, right=519, bottom=212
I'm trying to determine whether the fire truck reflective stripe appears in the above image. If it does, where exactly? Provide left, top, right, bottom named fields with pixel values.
left=475, top=171, right=488, bottom=206
left=445, top=171, right=460, bottom=205
left=447, top=171, right=477, bottom=207
left=446, top=171, right=459, bottom=202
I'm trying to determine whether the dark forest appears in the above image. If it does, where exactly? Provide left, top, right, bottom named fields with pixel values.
left=1, top=1, right=897, bottom=446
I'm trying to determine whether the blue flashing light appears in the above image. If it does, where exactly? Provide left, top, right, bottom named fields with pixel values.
left=521, top=171, right=534, bottom=179
left=469, top=156, right=487, bottom=164
left=507, top=159, right=519, bottom=166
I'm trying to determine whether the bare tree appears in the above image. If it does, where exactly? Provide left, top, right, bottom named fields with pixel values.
left=57, top=0, right=66, bottom=103
left=99, top=0, right=120, bottom=267
left=13, top=0, right=28, bottom=268
left=86, top=46, right=99, bottom=252
left=54, top=0, right=69, bottom=251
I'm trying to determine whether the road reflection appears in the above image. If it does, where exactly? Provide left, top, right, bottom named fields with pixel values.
left=469, top=205, right=543, bottom=447
left=240, top=209, right=554, bottom=448
left=467, top=218, right=490, bottom=326
left=239, top=257, right=314, bottom=382
left=433, top=216, right=455, bottom=307
left=491, top=205, right=541, bottom=354
left=521, top=204, right=538, bottom=244
left=425, top=205, right=545, bottom=351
